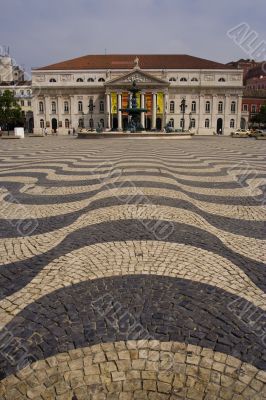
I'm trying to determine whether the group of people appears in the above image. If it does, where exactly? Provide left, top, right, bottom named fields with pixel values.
left=41, top=128, right=76, bottom=136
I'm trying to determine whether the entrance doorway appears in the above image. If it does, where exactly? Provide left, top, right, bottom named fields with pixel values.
left=146, top=117, right=151, bottom=131
left=51, top=118, right=58, bottom=133
left=241, top=118, right=246, bottom=129
left=112, top=116, right=118, bottom=130
left=216, top=118, right=223, bottom=134
left=122, top=117, right=128, bottom=131
left=29, top=118, right=34, bottom=133
left=156, top=117, right=162, bottom=130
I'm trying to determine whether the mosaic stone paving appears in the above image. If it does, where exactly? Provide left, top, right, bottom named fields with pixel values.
left=0, top=136, right=265, bottom=400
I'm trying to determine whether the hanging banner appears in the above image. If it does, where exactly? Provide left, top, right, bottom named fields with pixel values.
left=122, top=92, right=128, bottom=114
left=111, top=93, right=117, bottom=114
left=145, top=93, right=152, bottom=114
left=136, top=92, right=141, bottom=108
left=157, top=92, right=164, bottom=114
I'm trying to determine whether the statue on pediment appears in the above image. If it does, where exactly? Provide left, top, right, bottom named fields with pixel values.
left=134, top=57, right=140, bottom=69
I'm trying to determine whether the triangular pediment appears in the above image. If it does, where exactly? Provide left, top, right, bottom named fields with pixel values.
left=105, top=68, right=169, bottom=87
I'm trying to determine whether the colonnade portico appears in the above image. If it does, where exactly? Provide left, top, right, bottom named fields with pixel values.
left=105, top=89, right=168, bottom=131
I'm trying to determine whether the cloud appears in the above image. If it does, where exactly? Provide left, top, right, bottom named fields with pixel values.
left=0, top=0, right=265, bottom=73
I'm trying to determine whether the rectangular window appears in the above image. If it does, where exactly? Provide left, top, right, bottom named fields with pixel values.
left=218, top=102, right=223, bottom=113
left=243, top=104, right=248, bottom=112
left=170, top=102, right=175, bottom=113
left=251, top=105, right=257, bottom=113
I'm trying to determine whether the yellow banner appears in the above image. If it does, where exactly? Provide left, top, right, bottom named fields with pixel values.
left=136, top=93, right=141, bottom=108
left=111, top=93, right=117, bottom=114
left=157, top=92, right=164, bottom=114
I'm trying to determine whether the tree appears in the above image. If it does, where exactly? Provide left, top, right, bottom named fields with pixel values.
left=0, top=90, right=23, bottom=134
left=251, top=103, right=266, bottom=126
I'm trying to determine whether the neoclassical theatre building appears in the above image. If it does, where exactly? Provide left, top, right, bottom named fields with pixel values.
left=32, top=54, right=244, bottom=135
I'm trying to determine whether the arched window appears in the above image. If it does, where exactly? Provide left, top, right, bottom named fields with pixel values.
left=89, top=118, right=94, bottom=128
left=191, top=118, right=196, bottom=128
left=191, top=101, right=196, bottom=113
left=51, top=101, right=56, bottom=113
left=169, top=77, right=176, bottom=82
left=87, top=78, right=94, bottom=82
left=169, top=118, right=174, bottom=127
left=40, top=119, right=45, bottom=129
left=20, top=90, right=24, bottom=95
left=27, top=89, right=31, bottom=95
left=191, top=77, right=198, bottom=82
left=39, top=101, right=44, bottom=112
left=49, top=78, right=56, bottom=82
left=205, top=101, right=211, bottom=113
left=230, top=119, right=235, bottom=128
left=100, top=118, right=105, bottom=128
left=170, top=101, right=175, bottom=113
left=65, top=119, right=70, bottom=128
left=205, top=118, right=210, bottom=128
left=180, top=77, right=187, bottom=82
left=218, top=101, right=223, bottom=113
left=77, top=78, right=84, bottom=82
left=21, top=100, right=24, bottom=106
left=64, top=101, right=69, bottom=112
left=78, top=118, right=84, bottom=128
left=180, top=118, right=184, bottom=129
left=99, top=100, right=104, bottom=113
left=98, top=78, right=105, bottom=82
left=231, top=101, right=236, bottom=113
left=78, top=101, right=83, bottom=112
left=218, top=78, right=226, bottom=82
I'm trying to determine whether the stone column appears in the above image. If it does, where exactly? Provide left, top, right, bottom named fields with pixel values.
left=32, top=96, right=40, bottom=134
left=163, top=91, right=169, bottom=128
left=152, top=92, right=157, bottom=130
left=224, top=95, right=230, bottom=133
left=117, top=93, right=122, bottom=131
left=211, top=95, right=217, bottom=132
left=57, top=96, right=63, bottom=133
left=236, top=95, right=242, bottom=130
left=141, top=92, right=145, bottom=129
left=70, top=96, right=76, bottom=129
left=106, top=93, right=111, bottom=130
left=198, top=95, right=204, bottom=134
left=44, top=97, right=50, bottom=131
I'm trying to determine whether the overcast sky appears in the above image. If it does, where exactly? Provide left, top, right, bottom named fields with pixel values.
left=0, top=0, right=265, bottom=75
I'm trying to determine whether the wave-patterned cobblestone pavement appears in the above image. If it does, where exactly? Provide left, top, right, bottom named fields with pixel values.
left=0, top=136, right=265, bottom=400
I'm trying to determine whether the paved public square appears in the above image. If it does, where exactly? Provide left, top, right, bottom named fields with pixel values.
left=0, top=136, right=265, bottom=400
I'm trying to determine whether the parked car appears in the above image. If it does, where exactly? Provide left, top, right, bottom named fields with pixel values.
left=231, top=129, right=250, bottom=137
left=255, top=130, right=266, bottom=138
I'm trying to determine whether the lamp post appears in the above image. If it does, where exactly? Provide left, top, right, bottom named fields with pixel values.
left=88, top=99, right=95, bottom=131
left=180, top=98, right=187, bottom=132
left=189, top=112, right=192, bottom=130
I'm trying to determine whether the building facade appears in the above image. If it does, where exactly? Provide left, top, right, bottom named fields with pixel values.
left=32, top=54, right=244, bottom=135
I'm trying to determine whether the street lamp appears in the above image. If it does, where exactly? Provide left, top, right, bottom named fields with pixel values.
left=88, top=99, right=95, bottom=131
left=180, top=98, right=187, bottom=132
left=189, top=112, right=192, bottom=130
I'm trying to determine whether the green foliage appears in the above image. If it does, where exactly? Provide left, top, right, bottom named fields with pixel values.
left=0, top=90, right=23, bottom=131
left=251, top=103, right=266, bottom=124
